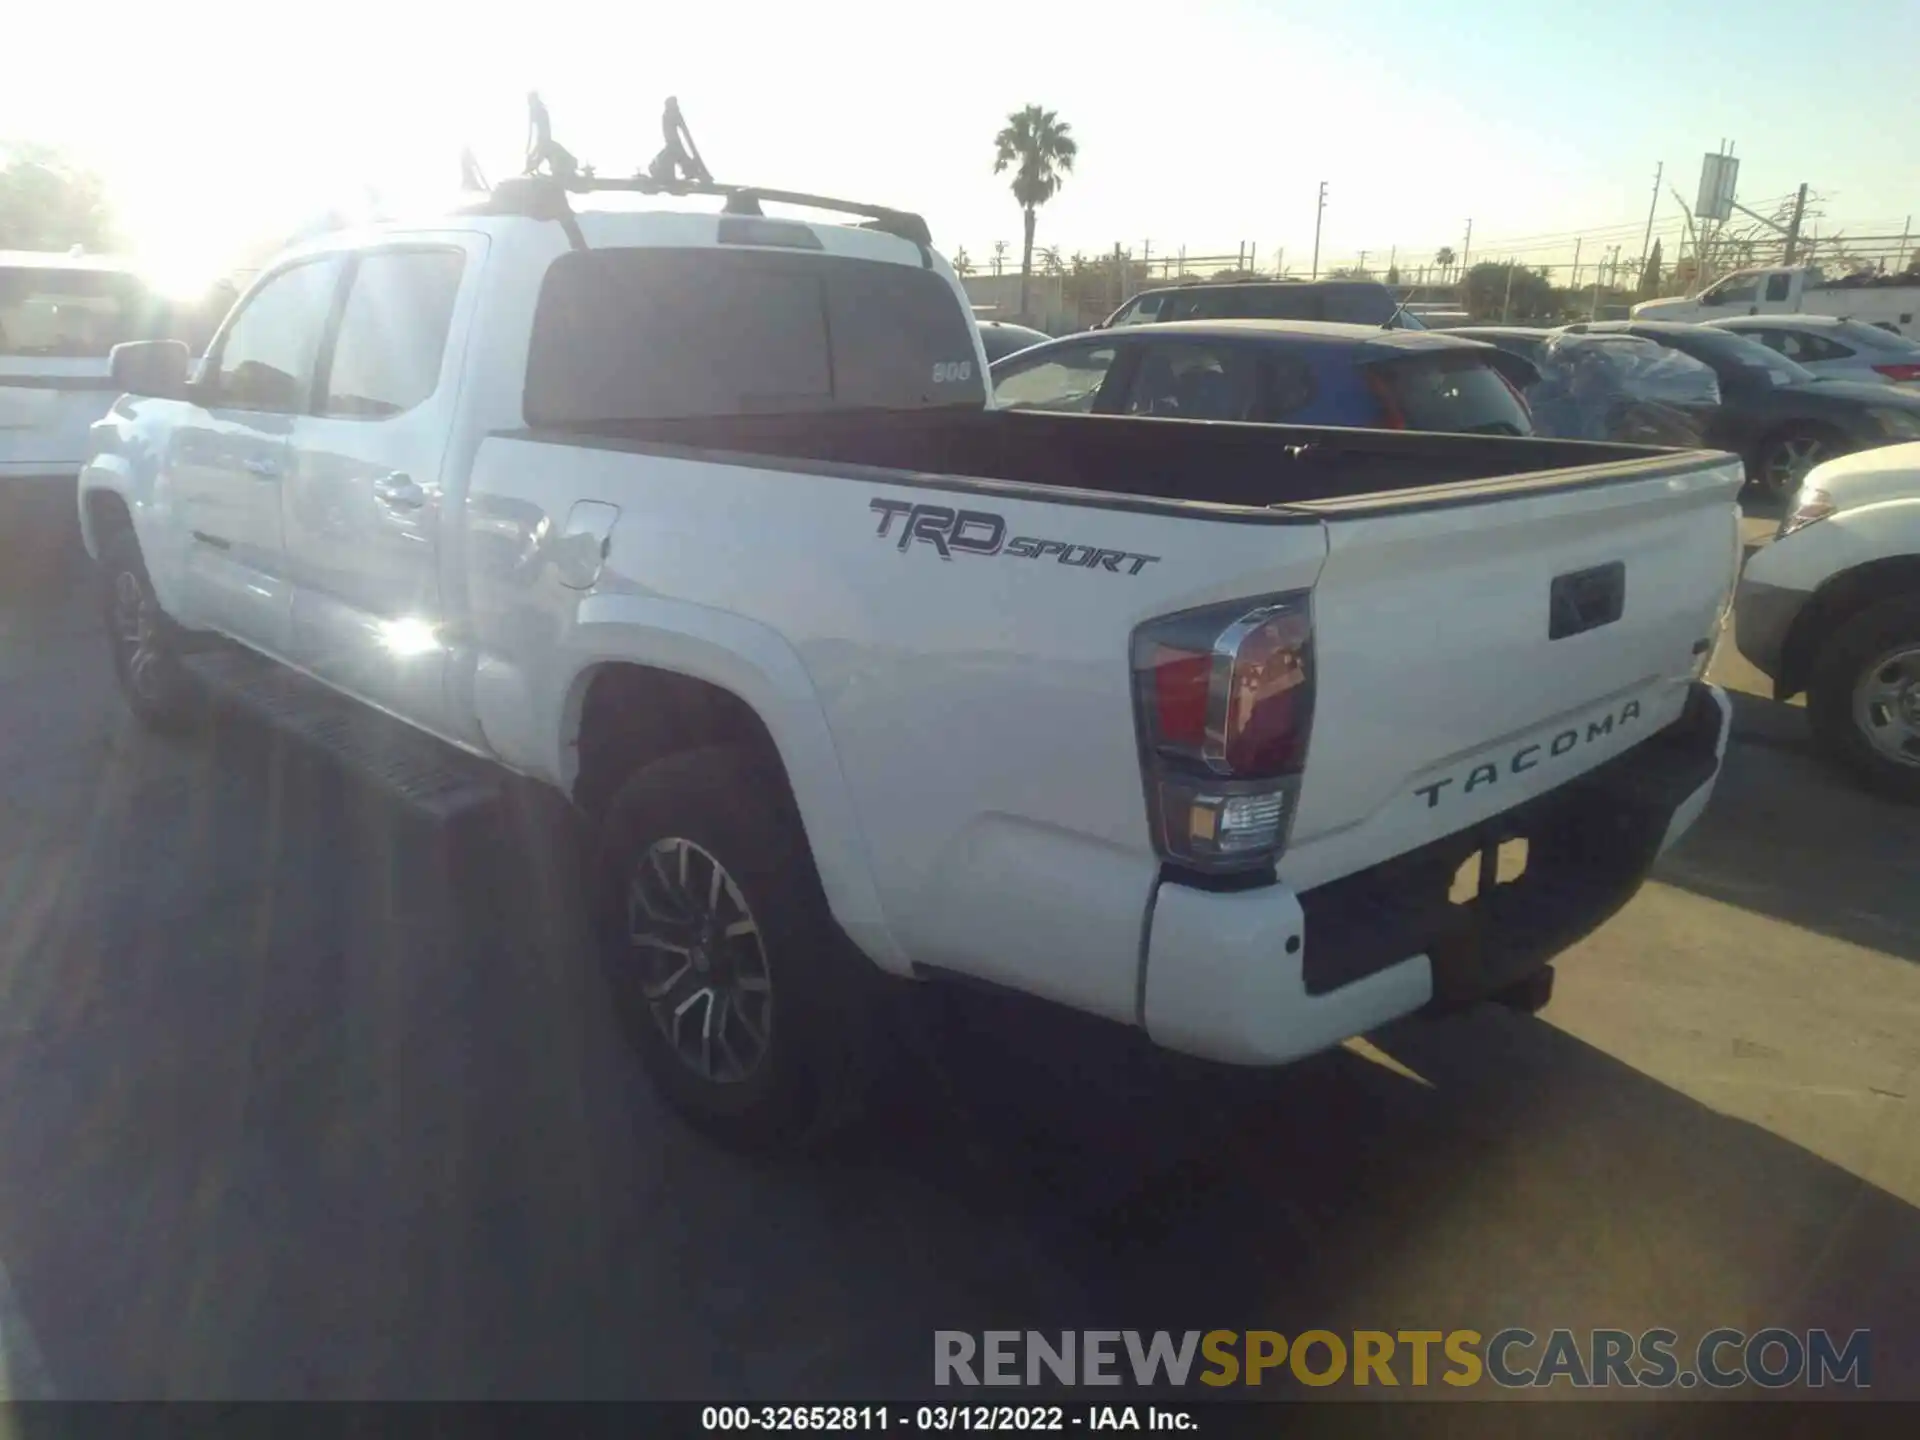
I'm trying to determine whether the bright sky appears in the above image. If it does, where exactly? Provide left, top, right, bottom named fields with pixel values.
left=6, top=0, right=1916, bottom=289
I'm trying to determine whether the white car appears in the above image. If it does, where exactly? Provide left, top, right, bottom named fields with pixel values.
left=1710, top=315, right=1920, bottom=389
left=1736, top=441, right=1920, bottom=800
left=79, top=172, right=1739, bottom=1148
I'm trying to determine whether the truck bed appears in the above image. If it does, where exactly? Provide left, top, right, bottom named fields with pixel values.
left=520, top=408, right=1684, bottom=512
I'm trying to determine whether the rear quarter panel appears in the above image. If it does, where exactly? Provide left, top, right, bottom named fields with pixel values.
left=463, top=436, right=1329, bottom=1017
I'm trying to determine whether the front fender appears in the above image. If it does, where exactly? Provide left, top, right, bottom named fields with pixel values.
left=476, top=591, right=906, bottom=973
left=1749, top=497, right=1920, bottom=593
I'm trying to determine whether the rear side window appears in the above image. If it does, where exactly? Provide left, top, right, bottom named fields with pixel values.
left=0, top=266, right=161, bottom=358
left=1318, top=285, right=1399, bottom=325
left=1372, top=355, right=1532, bottom=436
left=524, top=248, right=985, bottom=426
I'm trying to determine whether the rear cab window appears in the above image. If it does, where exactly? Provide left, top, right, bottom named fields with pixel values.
left=1369, top=352, right=1533, bottom=436
left=524, top=248, right=985, bottom=425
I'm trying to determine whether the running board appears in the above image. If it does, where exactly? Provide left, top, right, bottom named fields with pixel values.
left=183, top=648, right=503, bottom=825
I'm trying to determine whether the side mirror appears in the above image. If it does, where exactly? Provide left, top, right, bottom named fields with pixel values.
left=110, top=340, right=192, bottom=400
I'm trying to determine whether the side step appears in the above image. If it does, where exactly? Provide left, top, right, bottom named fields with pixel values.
left=183, top=648, right=504, bottom=825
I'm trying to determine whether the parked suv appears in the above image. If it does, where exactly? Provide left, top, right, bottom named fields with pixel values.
left=1100, top=278, right=1423, bottom=330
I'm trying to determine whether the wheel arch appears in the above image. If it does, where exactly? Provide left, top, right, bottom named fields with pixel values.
left=1778, top=554, right=1920, bottom=699
left=551, top=600, right=905, bottom=973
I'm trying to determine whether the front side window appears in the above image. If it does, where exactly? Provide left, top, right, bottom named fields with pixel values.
left=1764, top=273, right=1793, bottom=302
left=205, top=259, right=341, bottom=412
left=993, top=345, right=1117, bottom=412
left=1702, top=274, right=1760, bottom=306
left=524, top=248, right=986, bottom=426
left=322, top=249, right=465, bottom=418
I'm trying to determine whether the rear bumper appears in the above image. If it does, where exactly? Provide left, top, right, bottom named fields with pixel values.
left=1141, top=683, right=1732, bottom=1065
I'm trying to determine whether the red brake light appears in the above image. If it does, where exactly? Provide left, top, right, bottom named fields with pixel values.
left=1874, top=363, right=1920, bottom=382
left=1132, top=596, right=1316, bottom=873
left=1150, top=646, right=1212, bottom=748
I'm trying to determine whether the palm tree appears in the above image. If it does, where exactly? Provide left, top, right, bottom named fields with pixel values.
left=952, top=245, right=974, bottom=277
left=1434, top=246, right=1456, bottom=280
left=993, top=105, right=1078, bottom=320
left=991, top=240, right=1008, bottom=276
left=1038, top=246, right=1064, bottom=277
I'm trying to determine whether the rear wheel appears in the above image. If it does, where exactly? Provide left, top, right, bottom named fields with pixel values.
left=1754, top=427, right=1844, bottom=498
left=593, top=744, right=883, bottom=1149
left=1807, top=594, right=1920, bottom=804
left=100, top=529, right=201, bottom=734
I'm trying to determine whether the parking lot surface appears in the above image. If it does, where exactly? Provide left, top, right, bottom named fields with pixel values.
left=0, top=526, right=1914, bottom=1401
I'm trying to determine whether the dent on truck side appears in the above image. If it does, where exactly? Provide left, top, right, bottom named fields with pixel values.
left=459, top=462, right=910, bottom=974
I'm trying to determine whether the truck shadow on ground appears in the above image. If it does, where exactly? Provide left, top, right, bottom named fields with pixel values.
left=1653, top=693, right=1920, bottom=964
left=0, top=577, right=1912, bottom=1401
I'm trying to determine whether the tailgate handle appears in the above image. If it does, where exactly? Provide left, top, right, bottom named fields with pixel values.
left=1549, top=561, right=1625, bottom=640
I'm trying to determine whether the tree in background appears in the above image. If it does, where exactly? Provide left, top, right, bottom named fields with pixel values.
left=1433, top=246, right=1456, bottom=281
left=1386, top=264, right=1402, bottom=286
left=1638, top=238, right=1664, bottom=298
left=993, top=105, right=1077, bottom=321
left=1463, top=261, right=1556, bottom=321
left=951, top=246, right=974, bottom=277
left=0, top=144, right=117, bottom=252
left=991, top=240, right=1008, bottom=276
left=1038, top=246, right=1064, bottom=277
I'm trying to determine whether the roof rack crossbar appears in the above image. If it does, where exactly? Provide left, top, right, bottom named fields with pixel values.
left=469, top=173, right=931, bottom=248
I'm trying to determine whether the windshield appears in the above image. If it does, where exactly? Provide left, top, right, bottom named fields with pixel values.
left=0, top=265, right=159, bottom=357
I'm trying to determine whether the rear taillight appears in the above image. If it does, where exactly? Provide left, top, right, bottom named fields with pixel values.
left=1873, top=363, right=1920, bottom=383
left=1131, top=594, right=1315, bottom=874
left=1363, top=370, right=1408, bottom=429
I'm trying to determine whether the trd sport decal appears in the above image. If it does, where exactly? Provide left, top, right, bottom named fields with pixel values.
left=869, top=499, right=1161, bottom=576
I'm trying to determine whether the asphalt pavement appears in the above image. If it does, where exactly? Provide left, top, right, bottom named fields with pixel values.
left=0, top=524, right=1914, bottom=1403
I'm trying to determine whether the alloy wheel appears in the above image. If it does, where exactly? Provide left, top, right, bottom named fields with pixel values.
left=626, top=836, right=773, bottom=1084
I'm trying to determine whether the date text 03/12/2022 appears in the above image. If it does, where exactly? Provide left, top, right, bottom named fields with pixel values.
left=701, top=1406, right=1192, bottom=1432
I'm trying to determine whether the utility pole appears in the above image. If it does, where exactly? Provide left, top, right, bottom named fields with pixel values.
left=1311, top=181, right=1328, bottom=279
left=1358, top=249, right=1369, bottom=275
left=1898, top=217, right=1911, bottom=274
left=1783, top=182, right=1809, bottom=264
left=1638, top=161, right=1664, bottom=274
left=1387, top=244, right=1396, bottom=281
left=1570, top=237, right=1582, bottom=291
left=1461, top=218, right=1473, bottom=276
left=1500, top=259, right=1516, bottom=322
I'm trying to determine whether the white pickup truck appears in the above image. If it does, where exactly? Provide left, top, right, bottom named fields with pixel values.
left=79, top=174, right=1743, bottom=1147
left=1635, top=264, right=1920, bottom=339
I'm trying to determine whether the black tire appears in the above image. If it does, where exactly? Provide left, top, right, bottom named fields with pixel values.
left=1807, top=593, right=1920, bottom=805
left=100, top=528, right=202, bottom=734
left=593, top=744, right=883, bottom=1150
left=1752, top=426, right=1846, bottom=498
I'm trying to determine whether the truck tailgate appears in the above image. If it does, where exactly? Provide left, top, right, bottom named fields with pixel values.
left=1281, top=453, right=1744, bottom=891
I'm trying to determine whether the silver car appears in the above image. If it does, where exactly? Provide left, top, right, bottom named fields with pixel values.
left=1710, top=314, right=1920, bottom=389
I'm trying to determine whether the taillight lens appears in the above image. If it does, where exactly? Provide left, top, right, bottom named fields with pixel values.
left=1873, top=363, right=1920, bottom=383
left=1132, top=594, right=1315, bottom=874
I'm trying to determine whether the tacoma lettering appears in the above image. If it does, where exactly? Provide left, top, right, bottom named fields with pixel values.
left=871, top=499, right=1159, bottom=575
left=1414, top=700, right=1644, bottom=809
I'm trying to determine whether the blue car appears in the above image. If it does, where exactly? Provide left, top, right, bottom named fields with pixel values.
left=989, top=319, right=1535, bottom=436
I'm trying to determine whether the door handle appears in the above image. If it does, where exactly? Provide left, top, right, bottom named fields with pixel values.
left=243, top=456, right=280, bottom=479
left=372, top=473, right=426, bottom=510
